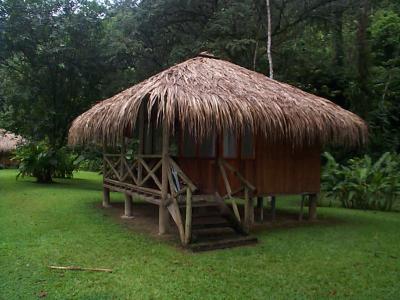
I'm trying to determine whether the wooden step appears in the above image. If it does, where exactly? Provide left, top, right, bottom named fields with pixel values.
left=189, top=236, right=258, bottom=252
left=192, top=221, right=232, bottom=230
left=192, top=212, right=222, bottom=218
left=179, top=201, right=220, bottom=208
left=192, top=227, right=237, bottom=240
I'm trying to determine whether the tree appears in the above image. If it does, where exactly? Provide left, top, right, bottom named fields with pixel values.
left=266, top=0, right=273, bottom=78
left=0, top=0, right=108, bottom=148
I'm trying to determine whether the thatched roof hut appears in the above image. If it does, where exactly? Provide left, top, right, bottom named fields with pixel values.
left=68, top=54, right=367, bottom=148
left=68, top=54, right=368, bottom=247
left=0, top=129, right=23, bottom=154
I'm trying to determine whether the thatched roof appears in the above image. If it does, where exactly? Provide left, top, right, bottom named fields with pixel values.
left=68, top=54, right=368, bottom=148
left=0, top=129, right=24, bottom=154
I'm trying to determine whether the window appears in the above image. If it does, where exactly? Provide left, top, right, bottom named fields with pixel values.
left=181, top=131, right=196, bottom=157
left=223, top=129, right=237, bottom=158
left=241, top=127, right=254, bottom=158
left=152, top=125, right=163, bottom=154
left=143, top=126, right=153, bottom=154
left=199, top=133, right=216, bottom=157
left=143, top=123, right=163, bottom=155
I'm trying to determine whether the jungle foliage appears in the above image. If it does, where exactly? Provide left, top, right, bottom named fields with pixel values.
left=322, top=152, right=400, bottom=211
left=0, top=0, right=399, bottom=182
left=13, top=141, right=78, bottom=182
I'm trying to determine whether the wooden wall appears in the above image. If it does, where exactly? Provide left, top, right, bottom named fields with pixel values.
left=176, top=138, right=321, bottom=196
left=253, top=139, right=321, bottom=195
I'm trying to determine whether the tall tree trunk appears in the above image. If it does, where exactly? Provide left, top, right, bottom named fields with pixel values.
left=332, top=9, right=344, bottom=67
left=266, top=0, right=273, bottom=79
left=253, top=40, right=259, bottom=71
left=355, top=0, right=371, bottom=118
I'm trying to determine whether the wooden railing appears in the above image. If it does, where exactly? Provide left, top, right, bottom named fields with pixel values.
left=103, top=153, right=197, bottom=245
left=218, top=158, right=256, bottom=226
left=103, top=154, right=164, bottom=197
left=103, top=154, right=255, bottom=244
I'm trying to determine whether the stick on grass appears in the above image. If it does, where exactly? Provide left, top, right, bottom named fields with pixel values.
left=48, top=266, right=112, bottom=273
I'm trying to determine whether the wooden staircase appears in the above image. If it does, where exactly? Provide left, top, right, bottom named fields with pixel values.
left=103, top=154, right=258, bottom=251
left=178, top=196, right=257, bottom=252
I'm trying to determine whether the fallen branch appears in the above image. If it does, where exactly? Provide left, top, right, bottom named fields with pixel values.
left=48, top=265, right=112, bottom=273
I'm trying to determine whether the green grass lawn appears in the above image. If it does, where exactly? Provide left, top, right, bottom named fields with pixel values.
left=1, top=169, right=399, bottom=299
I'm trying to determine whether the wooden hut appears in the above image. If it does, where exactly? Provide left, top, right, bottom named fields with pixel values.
left=68, top=53, right=367, bottom=250
left=0, top=129, right=23, bottom=167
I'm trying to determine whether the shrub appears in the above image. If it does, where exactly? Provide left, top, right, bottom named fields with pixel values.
left=322, top=152, right=400, bottom=211
left=77, top=157, right=102, bottom=172
left=53, top=147, right=78, bottom=179
left=13, top=141, right=79, bottom=183
left=74, top=146, right=103, bottom=172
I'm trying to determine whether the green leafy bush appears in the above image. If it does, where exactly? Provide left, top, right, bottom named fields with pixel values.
left=74, top=146, right=103, bottom=172
left=322, top=152, right=400, bottom=211
left=13, top=141, right=79, bottom=183
left=77, top=157, right=102, bottom=172
left=53, top=147, right=79, bottom=179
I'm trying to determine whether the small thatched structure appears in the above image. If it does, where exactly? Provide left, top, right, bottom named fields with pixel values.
left=68, top=54, right=368, bottom=249
left=0, top=129, right=24, bottom=167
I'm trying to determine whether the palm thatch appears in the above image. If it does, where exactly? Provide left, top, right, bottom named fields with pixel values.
left=0, top=129, right=24, bottom=154
left=68, top=54, right=368, bottom=148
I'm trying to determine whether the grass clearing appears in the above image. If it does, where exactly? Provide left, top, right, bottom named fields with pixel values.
left=0, top=169, right=399, bottom=299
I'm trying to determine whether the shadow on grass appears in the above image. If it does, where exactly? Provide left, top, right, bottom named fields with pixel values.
left=19, top=177, right=103, bottom=192
left=85, top=199, right=358, bottom=251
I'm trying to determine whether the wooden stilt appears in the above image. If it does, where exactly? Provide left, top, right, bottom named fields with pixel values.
left=271, top=195, right=276, bottom=221
left=299, top=194, right=305, bottom=221
left=102, top=186, right=111, bottom=208
left=257, top=196, right=264, bottom=223
left=244, top=187, right=252, bottom=231
left=102, top=142, right=111, bottom=208
left=184, top=187, right=192, bottom=245
left=309, top=194, right=317, bottom=220
left=159, top=117, right=170, bottom=234
left=250, top=197, right=255, bottom=224
left=122, top=193, right=134, bottom=219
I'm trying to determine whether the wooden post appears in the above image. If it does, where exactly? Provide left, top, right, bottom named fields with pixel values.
left=244, top=187, right=253, bottom=231
left=299, top=194, right=305, bottom=221
left=138, top=105, right=144, bottom=182
left=184, top=187, right=192, bottom=245
left=257, top=196, right=264, bottom=223
left=271, top=195, right=276, bottom=221
left=309, top=193, right=317, bottom=220
left=122, top=193, right=134, bottom=219
left=102, top=186, right=111, bottom=208
left=159, top=117, right=170, bottom=234
left=102, top=142, right=111, bottom=208
left=250, top=197, right=255, bottom=224
left=120, top=137, right=126, bottom=180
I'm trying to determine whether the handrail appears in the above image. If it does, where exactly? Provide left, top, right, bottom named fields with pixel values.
left=103, top=154, right=197, bottom=194
left=169, top=157, right=197, bottom=192
left=135, top=154, right=162, bottom=158
left=217, top=158, right=241, bottom=221
left=103, top=153, right=195, bottom=245
left=220, top=159, right=256, bottom=192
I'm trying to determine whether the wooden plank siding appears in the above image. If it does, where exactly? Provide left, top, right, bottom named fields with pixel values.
left=253, top=138, right=321, bottom=195
left=176, top=137, right=320, bottom=196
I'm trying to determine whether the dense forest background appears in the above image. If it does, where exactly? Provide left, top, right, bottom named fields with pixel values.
left=0, top=0, right=399, bottom=159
